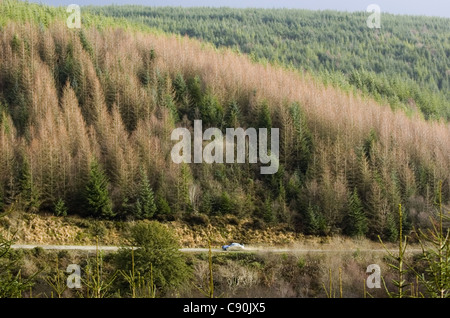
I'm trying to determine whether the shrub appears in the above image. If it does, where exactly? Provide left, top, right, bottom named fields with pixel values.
left=32, top=246, right=44, bottom=257
left=0, top=233, right=33, bottom=297
left=90, top=222, right=107, bottom=238
left=244, top=218, right=265, bottom=231
left=183, top=213, right=209, bottom=226
left=115, top=222, right=191, bottom=293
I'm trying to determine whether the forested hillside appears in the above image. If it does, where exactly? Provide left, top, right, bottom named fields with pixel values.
left=85, top=5, right=450, bottom=121
left=0, top=0, right=449, bottom=242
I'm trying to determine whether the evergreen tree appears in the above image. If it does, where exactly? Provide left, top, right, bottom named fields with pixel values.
left=214, top=191, right=234, bottom=215
left=344, top=188, right=368, bottom=237
left=263, top=195, right=275, bottom=224
left=156, top=195, right=172, bottom=218
left=199, top=191, right=213, bottom=215
left=289, top=103, right=313, bottom=175
left=85, top=160, right=114, bottom=219
left=225, top=100, right=241, bottom=128
left=54, top=197, right=68, bottom=217
left=187, top=76, right=203, bottom=107
left=363, top=129, right=378, bottom=161
left=367, top=180, right=390, bottom=239
left=18, top=157, right=40, bottom=213
left=119, top=195, right=133, bottom=218
left=176, top=163, right=192, bottom=214
left=305, top=204, right=325, bottom=235
left=384, top=212, right=399, bottom=242
left=200, top=93, right=223, bottom=127
left=258, top=100, right=272, bottom=130
left=0, top=231, right=33, bottom=297
left=134, top=168, right=157, bottom=219
left=173, top=72, right=190, bottom=110
left=185, top=75, right=203, bottom=120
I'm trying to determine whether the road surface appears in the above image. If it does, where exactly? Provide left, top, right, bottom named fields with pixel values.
left=10, top=244, right=422, bottom=254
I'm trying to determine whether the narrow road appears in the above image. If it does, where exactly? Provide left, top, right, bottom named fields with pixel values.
left=11, top=244, right=220, bottom=253
left=10, top=244, right=221, bottom=253
left=11, top=244, right=121, bottom=252
left=10, top=244, right=422, bottom=254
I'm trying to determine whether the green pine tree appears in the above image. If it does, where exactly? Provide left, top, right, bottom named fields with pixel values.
left=384, top=212, right=399, bottom=242
left=135, top=168, right=157, bottom=219
left=54, top=198, right=67, bottom=217
left=85, top=160, right=114, bottom=219
left=156, top=195, right=172, bottom=217
left=200, top=93, right=223, bottom=127
left=120, top=195, right=133, bottom=217
left=263, top=196, right=275, bottom=224
left=19, top=157, right=40, bottom=213
left=173, top=73, right=187, bottom=102
left=344, top=188, right=368, bottom=237
left=225, top=100, right=241, bottom=128
left=187, top=75, right=203, bottom=107
left=305, top=204, right=325, bottom=235
left=200, top=191, right=213, bottom=215
left=214, top=191, right=234, bottom=215
left=258, top=100, right=272, bottom=131
left=176, top=163, right=192, bottom=213
left=289, top=103, right=313, bottom=175
left=0, top=231, right=34, bottom=297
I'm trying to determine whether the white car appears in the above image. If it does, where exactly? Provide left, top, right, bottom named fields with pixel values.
left=222, top=243, right=245, bottom=251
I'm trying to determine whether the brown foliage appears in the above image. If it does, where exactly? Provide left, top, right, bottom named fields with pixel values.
left=0, top=19, right=447, bottom=221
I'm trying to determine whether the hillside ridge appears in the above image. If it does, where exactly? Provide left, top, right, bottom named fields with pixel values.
left=0, top=0, right=448, bottom=243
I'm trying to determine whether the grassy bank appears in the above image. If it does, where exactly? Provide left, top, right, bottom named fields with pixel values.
left=6, top=242, right=419, bottom=298
left=0, top=211, right=302, bottom=247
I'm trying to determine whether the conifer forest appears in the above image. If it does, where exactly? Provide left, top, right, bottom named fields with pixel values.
left=0, top=0, right=448, bottom=300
